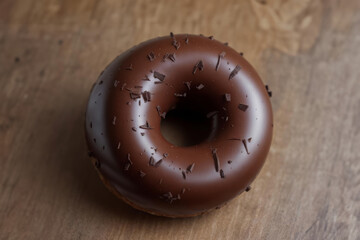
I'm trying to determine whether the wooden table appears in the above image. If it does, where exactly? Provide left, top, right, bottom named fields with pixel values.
left=1, top=0, right=359, bottom=239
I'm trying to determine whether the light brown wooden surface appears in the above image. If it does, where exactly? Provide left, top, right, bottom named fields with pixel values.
left=1, top=0, right=360, bottom=239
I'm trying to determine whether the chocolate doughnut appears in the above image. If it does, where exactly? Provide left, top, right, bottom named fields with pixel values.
left=85, top=34, right=273, bottom=217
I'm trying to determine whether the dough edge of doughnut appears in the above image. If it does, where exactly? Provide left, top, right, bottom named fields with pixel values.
left=88, top=156, right=227, bottom=218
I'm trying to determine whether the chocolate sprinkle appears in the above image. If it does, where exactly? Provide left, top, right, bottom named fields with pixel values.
left=121, top=83, right=127, bottom=90
left=127, top=153, right=132, bottom=163
left=220, top=169, right=225, bottom=178
left=147, top=52, right=155, bottom=62
left=172, top=40, right=180, bottom=50
left=238, top=104, right=248, bottom=112
left=198, top=61, right=204, bottom=70
left=149, top=157, right=162, bottom=167
left=170, top=33, right=180, bottom=50
left=207, top=111, right=219, bottom=118
left=124, top=163, right=131, bottom=171
left=142, top=75, right=150, bottom=81
left=196, top=84, right=205, bottom=90
left=186, top=163, right=195, bottom=173
left=160, top=112, right=167, bottom=119
left=182, top=171, right=187, bottom=179
left=162, top=53, right=169, bottom=62
left=212, top=148, right=220, bottom=172
left=142, top=91, right=151, bottom=102
left=114, top=80, right=119, bottom=87
left=229, top=65, right=241, bottom=80
left=130, top=92, right=141, bottom=99
left=184, top=82, right=191, bottom=90
left=168, top=53, right=176, bottom=62
left=192, top=60, right=204, bottom=74
left=248, top=138, right=252, bottom=142
left=242, top=139, right=250, bottom=154
left=224, top=93, right=231, bottom=102
left=125, top=64, right=133, bottom=70
left=162, top=53, right=176, bottom=62
left=132, top=127, right=137, bottom=132
left=139, top=170, right=146, bottom=178
left=156, top=105, right=161, bottom=115
left=265, top=85, right=272, bottom=97
left=181, top=188, right=186, bottom=194
left=139, top=121, right=152, bottom=130
left=156, top=105, right=167, bottom=119
left=117, top=142, right=121, bottom=149
left=154, top=71, right=165, bottom=81
left=163, top=153, right=168, bottom=158
left=112, top=116, right=117, bottom=125
left=174, top=93, right=187, bottom=98
left=185, top=35, right=189, bottom=44
left=215, top=52, right=226, bottom=71
left=163, top=192, right=173, bottom=200
left=208, top=36, right=214, bottom=40
left=245, top=186, right=251, bottom=192
left=124, top=154, right=133, bottom=171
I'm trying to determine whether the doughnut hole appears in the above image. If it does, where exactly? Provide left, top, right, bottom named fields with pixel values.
left=160, top=92, right=223, bottom=147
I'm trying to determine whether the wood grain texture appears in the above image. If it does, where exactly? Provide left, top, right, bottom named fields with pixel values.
left=1, top=0, right=360, bottom=239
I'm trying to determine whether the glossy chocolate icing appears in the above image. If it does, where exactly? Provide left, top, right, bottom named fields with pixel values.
left=85, top=34, right=273, bottom=217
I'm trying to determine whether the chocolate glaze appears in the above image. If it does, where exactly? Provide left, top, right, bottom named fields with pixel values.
left=85, top=34, right=273, bottom=217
